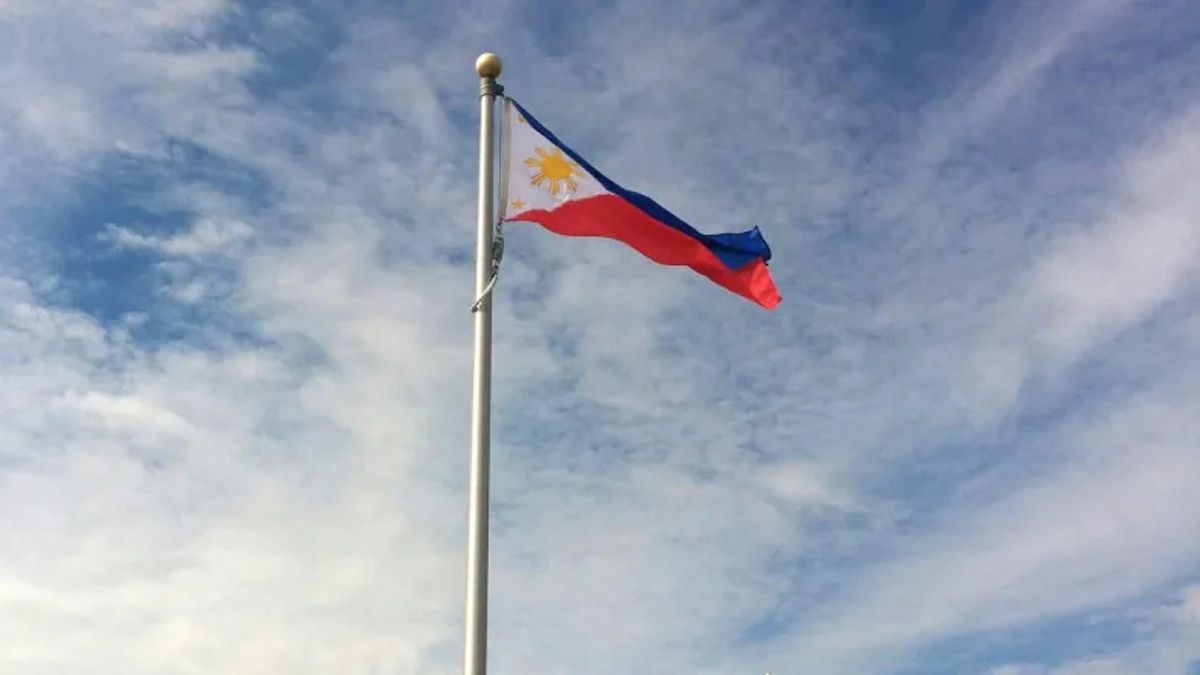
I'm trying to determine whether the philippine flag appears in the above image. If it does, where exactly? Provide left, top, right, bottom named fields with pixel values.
left=499, top=99, right=782, bottom=310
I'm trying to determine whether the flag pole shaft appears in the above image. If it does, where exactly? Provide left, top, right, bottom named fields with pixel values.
left=465, top=53, right=502, bottom=675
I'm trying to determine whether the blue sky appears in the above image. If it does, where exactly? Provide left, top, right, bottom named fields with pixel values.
left=2, top=0, right=1200, bottom=673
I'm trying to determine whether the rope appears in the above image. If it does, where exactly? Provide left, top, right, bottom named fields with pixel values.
left=470, top=95, right=508, bottom=313
left=470, top=224, right=504, bottom=313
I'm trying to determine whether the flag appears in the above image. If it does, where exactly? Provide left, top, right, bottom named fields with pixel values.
left=499, top=98, right=782, bottom=310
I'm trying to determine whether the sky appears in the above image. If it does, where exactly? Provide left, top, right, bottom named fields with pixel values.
left=2, top=0, right=1200, bottom=673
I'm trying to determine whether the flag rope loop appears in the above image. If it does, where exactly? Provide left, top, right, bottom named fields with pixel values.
left=470, top=220, right=504, bottom=313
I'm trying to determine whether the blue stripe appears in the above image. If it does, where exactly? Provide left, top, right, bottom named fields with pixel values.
left=509, top=99, right=772, bottom=271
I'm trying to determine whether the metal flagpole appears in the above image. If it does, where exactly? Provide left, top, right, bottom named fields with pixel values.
left=464, top=51, right=502, bottom=675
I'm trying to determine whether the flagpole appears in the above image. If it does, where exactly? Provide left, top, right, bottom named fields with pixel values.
left=464, top=52, right=502, bottom=675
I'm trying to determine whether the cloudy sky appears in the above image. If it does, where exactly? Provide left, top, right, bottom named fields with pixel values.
left=3, top=0, right=1200, bottom=673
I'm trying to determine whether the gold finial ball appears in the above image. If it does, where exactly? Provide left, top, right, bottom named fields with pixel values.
left=475, top=53, right=502, bottom=79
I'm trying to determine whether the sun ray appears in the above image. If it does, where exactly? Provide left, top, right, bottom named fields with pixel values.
left=524, top=145, right=585, bottom=197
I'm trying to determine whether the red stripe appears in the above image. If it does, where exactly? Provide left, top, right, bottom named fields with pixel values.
left=510, top=194, right=781, bottom=310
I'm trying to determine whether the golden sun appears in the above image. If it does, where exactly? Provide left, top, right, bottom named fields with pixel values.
left=524, top=146, right=585, bottom=196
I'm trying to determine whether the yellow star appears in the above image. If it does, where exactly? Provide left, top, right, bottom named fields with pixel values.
left=510, top=197, right=526, bottom=211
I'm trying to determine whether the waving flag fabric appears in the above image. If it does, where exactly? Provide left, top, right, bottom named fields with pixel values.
left=500, top=98, right=781, bottom=310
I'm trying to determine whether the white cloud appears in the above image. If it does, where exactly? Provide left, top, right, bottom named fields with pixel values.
left=104, top=219, right=254, bottom=256
left=1026, top=108, right=1200, bottom=360
left=757, top=460, right=852, bottom=509
left=132, top=0, right=230, bottom=30
left=916, top=0, right=1135, bottom=166
left=64, top=391, right=196, bottom=436
left=9, top=81, right=103, bottom=160
left=2, top=1, right=1200, bottom=674
left=782, top=382, right=1200, bottom=668
left=756, top=71, right=1200, bottom=675
left=127, top=47, right=259, bottom=82
left=947, top=104, right=1200, bottom=423
left=1178, top=585, right=1200, bottom=624
left=991, top=584, right=1200, bottom=675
